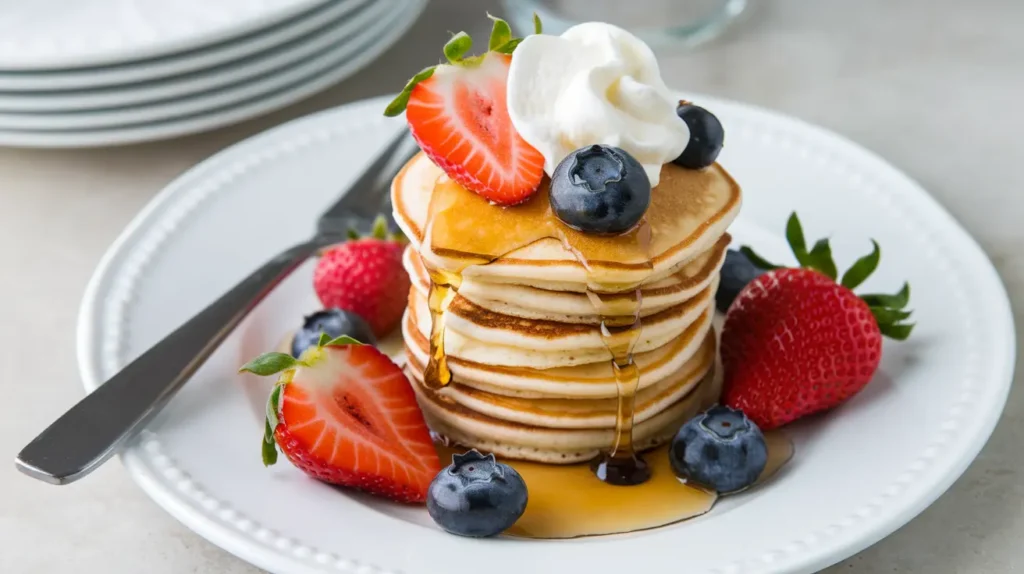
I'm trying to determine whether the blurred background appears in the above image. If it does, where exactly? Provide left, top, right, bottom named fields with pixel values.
left=2, top=0, right=1021, bottom=572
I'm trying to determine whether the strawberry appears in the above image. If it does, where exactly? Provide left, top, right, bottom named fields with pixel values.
left=240, top=335, right=442, bottom=503
left=384, top=15, right=545, bottom=206
left=313, top=216, right=409, bottom=338
left=721, top=213, right=914, bottom=430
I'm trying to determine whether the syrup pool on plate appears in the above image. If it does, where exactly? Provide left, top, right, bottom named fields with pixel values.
left=435, top=431, right=793, bottom=539
left=419, top=175, right=658, bottom=484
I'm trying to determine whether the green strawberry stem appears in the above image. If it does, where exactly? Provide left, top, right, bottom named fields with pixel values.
left=326, top=335, right=363, bottom=347
left=262, top=420, right=278, bottom=466
left=316, top=332, right=331, bottom=347
left=262, top=385, right=284, bottom=466
left=783, top=213, right=837, bottom=278
left=739, top=246, right=781, bottom=271
left=266, top=385, right=282, bottom=430
left=383, top=13, right=544, bottom=117
left=841, top=240, right=880, bottom=289
left=346, top=214, right=406, bottom=243
left=742, top=211, right=915, bottom=341
left=383, top=67, right=435, bottom=117
left=239, top=352, right=296, bottom=376
left=862, top=282, right=910, bottom=309
left=241, top=335, right=367, bottom=466
left=444, top=32, right=473, bottom=63
left=878, top=322, right=914, bottom=341
left=487, top=15, right=512, bottom=51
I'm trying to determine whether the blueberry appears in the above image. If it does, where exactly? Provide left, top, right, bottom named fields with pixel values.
left=672, top=103, right=724, bottom=169
left=550, top=144, right=651, bottom=235
left=291, top=309, right=376, bottom=357
left=716, top=249, right=765, bottom=313
left=427, top=450, right=528, bottom=537
left=669, top=405, right=768, bottom=494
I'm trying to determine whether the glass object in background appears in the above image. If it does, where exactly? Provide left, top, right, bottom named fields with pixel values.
left=502, top=0, right=746, bottom=49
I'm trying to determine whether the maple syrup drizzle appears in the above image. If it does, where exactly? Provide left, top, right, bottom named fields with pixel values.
left=422, top=269, right=461, bottom=390
left=589, top=288, right=651, bottom=484
left=420, top=176, right=656, bottom=484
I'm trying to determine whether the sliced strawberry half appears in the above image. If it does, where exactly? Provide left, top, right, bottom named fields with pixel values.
left=384, top=17, right=545, bottom=206
left=242, top=338, right=441, bottom=503
left=405, top=53, right=544, bottom=206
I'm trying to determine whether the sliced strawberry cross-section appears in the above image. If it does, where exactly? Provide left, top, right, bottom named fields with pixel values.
left=384, top=16, right=545, bottom=206
left=243, top=340, right=441, bottom=504
left=405, top=53, right=545, bottom=206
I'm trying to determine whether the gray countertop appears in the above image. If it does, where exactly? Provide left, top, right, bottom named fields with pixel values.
left=2, top=0, right=1021, bottom=572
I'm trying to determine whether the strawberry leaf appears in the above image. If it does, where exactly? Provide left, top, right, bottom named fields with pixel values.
left=386, top=13, right=545, bottom=115
left=444, top=32, right=473, bottom=64
left=487, top=14, right=513, bottom=51
left=325, top=335, right=364, bottom=347
left=785, top=212, right=810, bottom=266
left=262, top=419, right=278, bottom=466
left=879, top=322, right=915, bottom=341
left=841, top=240, right=880, bottom=290
left=870, top=306, right=913, bottom=325
left=239, top=352, right=297, bottom=376
left=739, top=246, right=782, bottom=270
left=492, top=12, right=542, bottom=54
left=864, top=282, right=914, bottom=341
left=806, top=238, right=838, bottom=280
left=770, top=212, right=914, bottom=340
left=266, top=385, right=282, bottom=430
left=783, top=212, right=838, bottom=279
left=262, top=385, right=283, bottom=466
left=493, top=38, right=524, bottom=54
left=346, top=228, right=360, bottom=240
left=861, top=282, right=910, bottom=309
left=316, top=332, right=332, bottom=347
left=383, top=66, right=436, bottom=117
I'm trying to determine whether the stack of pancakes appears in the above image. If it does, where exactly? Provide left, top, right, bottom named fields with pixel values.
left=391, top=152, right=742, bottom=463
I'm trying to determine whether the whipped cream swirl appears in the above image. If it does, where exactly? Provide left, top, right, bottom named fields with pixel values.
left=506, top=22, right=688, bottom=188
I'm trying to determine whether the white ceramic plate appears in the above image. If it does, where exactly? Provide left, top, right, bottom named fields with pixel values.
left=0, top=1, right=391, bottom=131
left=0, top=1, right=424, bottom=148
left=0, top=0, right=372, bottom=110
left=0, top=0, right=364, bottom=91
left=0, top=0, right=329, bottom=71
left=76, top=95, right=1015, bottom=574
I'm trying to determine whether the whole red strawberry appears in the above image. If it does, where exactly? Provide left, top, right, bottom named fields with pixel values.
left=721, top=213, right=913, bottom=430
left=314, top=216, right=409, bottom=338
left=240, top=335, right=441, bottom=503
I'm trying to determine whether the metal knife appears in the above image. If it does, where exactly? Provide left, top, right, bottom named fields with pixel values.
left=16, top=127, right=419, bottom=485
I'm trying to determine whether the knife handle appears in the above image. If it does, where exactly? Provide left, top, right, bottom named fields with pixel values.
left=16, top=240, right=324, bottom=485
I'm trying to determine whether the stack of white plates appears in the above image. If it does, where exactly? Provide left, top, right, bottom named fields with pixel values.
left=0, top=0, right=425, bottom=148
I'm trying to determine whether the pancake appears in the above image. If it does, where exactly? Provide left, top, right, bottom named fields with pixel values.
left=406, top=279, right=717, bottom=368
left=391, top=151, right=741, bottom=290
left=403, top=303, right=716, bottom=399
left=407, top=332, right=715, bottom=429
left=412, top=361, right=723, bottom=464
left=392, top=151, right=736, bottom=465
left=403, top=235, right=728, bottom=324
